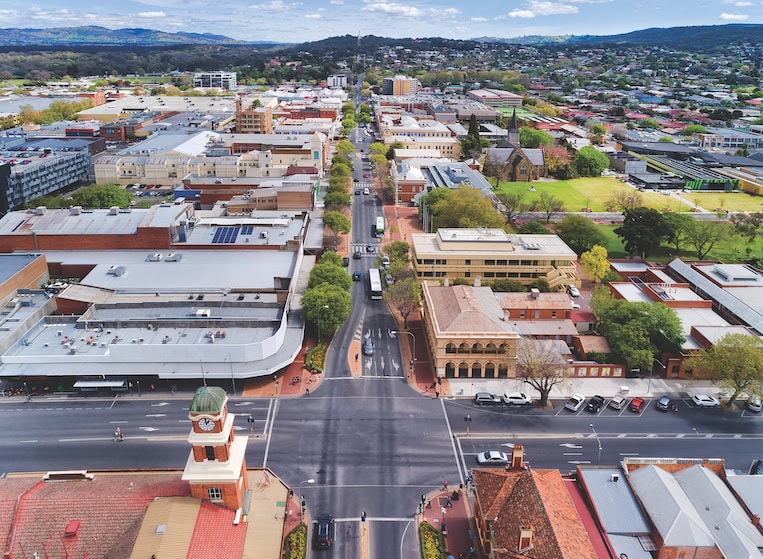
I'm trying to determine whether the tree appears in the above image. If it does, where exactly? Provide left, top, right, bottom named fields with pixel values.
left=335, top=139, right=356, bottom=158
left=574, top=146, right=610, bottom=177
left=483, top=153, right=510, bottom=188
left=614, top=207, right=671, bottom=258
left=591, top=123, right=607, bottom=135
left=519, top=126, right=554, bottom=148
left=591, top=289, right=684, bottom=372
left=70, top=184, right=132, bottom=208
left=430, top=187, right=506, bottom=229
left=661, top=212, right=693, bottom=253
left=580, top=245, right=611, bottom=284
left=369, top=142, right=386, bottom=155
left=318, top=251, right=343, bottom=267
left=308, top=262, right=353, bottom=291
left=461, top=114, right=483, bottom=159
left=685, top=333, right=763, bottom=408
left=516, top=220, right=549, bottom=234
left=684, top=220, right=731, bottom=260
left=638, top=117, right=660, bottom=129
left=536, top=191, right=564, bottom=224
left=490, top=279, right=526, bottom=292
left=302, top=284, right=353, bottom=337
left=554, top=215, right=607, bottom=254
left=604, top=189, right=643, bottom=212
left=386, top=140, right=404, bottom=160
left=324, top=192, right=351, bottom=210
left=495, top=191, right=525, bottom=223
left=385, top=277, right=421, bottom=329
left=323, top=211, right=351, bottom=247
left=730, top=212, right=763, bottom=256
left=544, top=147, right=572, bottom=178
left=384, top=241, right=410, bottom=264
left=515, top=338, right=569, bottom=407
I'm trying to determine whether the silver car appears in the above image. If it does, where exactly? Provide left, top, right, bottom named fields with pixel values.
left=477, top=450, right=508, bottom=465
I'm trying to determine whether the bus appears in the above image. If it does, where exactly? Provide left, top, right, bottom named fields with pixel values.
left=375, top=216, right=385, bottom=237
left=368, top=268, right=383, bottom=300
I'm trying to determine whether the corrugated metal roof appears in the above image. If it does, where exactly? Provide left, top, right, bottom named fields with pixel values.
left=129, top=497, right=200, bottom=559
left=577, top=468, right=651, bottom=535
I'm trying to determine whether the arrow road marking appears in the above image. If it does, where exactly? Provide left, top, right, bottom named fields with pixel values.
left=146, top=414, right=166, bottom=418
left=560, top=443, right=583, bottom=449
left=151, top=402, right=170, bottom=407
left=139, top=427, right=159, bottom=432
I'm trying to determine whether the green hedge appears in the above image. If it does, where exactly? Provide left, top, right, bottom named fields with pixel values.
left=282, top=523, right=307, bottom=559
left=305, top=344, right=326, bottom=372
left=419, top=521, right=445, bottom=559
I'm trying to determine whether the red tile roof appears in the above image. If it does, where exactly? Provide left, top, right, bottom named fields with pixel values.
left=473, top=468, right=596, bottom=559
left=187, top=500, right=247, bottom=559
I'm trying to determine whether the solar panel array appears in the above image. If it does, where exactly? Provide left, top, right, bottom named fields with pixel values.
left=211, top=226, right=241, bottom=244
left=241, top=225, right=254, bottom=235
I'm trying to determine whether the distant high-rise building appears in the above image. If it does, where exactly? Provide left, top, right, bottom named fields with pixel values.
left=327, top=73, right=348, bottom=88
left=193, top=71, right=238, bottom=90
left=382, top=76, right=421, bottom=96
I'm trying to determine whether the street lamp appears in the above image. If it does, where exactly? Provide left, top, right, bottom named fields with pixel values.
left=465, top=414, right=472, bottom=435
left=649, top=359, right=666, bottom=394
left=317, top=305, right=329, bottom=345
left=391, top=330, right=416, bottom=373
left=590, top=424, right=602, bottom=466
left=297, top=478, right=315, bottom=524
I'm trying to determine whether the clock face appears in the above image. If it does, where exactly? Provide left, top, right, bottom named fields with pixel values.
left=197, top=418, right=215, bottom=432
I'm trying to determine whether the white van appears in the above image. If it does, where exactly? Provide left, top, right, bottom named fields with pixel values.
left=381, top=255, right=390, bottom=269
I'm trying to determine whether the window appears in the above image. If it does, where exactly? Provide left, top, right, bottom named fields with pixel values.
left=551, top=311, right=557, bottom=318
left=497, top=260, right=507, bottom=266
left=208, top=487, right=222, bottom=501
left=465, top=259, right=471, bottom=265
left=485, top=259, right=496, bottom=266
left=205, top=446, right=216, bottom=461
left=535, top=310, right=540, bottom=318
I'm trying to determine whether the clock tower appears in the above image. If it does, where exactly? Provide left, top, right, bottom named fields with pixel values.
left=182, top=386, right=249, bottom=511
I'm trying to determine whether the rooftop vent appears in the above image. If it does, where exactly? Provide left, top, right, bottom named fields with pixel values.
left=107, top=265, right=126, bottom=277
left=35, top=206, right=47, bottom=216
left=70, top=206, right=82, bottom=216
left=108, top=206, right=119, bottom=215
left=146, top=253, right=163, bottom=262
left=165, top=253, right=182, bottom=262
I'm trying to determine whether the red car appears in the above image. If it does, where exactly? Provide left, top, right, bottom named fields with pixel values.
left=628, top=397, right=645, bottom=413
left=363, top=173, right=369, bottom=178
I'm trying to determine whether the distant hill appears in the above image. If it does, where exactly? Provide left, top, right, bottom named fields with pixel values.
left=475, top=24, right=763, bottom=48
left=0, top=26, right=254, bottom=46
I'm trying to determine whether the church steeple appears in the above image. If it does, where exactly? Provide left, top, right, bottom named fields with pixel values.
left=507, top=108, right=520, bottom=146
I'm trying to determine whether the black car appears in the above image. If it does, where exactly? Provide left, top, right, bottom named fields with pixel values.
left=342, top=257, right=349, bottom=267
left=585, top=395, right=605, bottom=413
left=313, top=513, right=334, bottom=549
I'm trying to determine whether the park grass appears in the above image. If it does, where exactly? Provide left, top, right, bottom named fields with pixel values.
left=495, top=177, right=763, bottom=214
left=597, top=225, right=763, bottom=264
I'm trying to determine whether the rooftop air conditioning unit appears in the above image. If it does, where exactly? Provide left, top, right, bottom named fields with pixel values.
left=70, top=206, right=82, bottom=216
left=146, top=253, right=162, bottom=262
left=108, top=206, right=119, bottom=215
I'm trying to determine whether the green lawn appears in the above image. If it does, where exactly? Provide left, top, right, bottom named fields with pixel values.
left=495, top=176, right=763, bottom=214
left=598, top=225, right=763, bottom=264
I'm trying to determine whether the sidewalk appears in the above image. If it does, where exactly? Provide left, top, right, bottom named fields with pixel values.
left=418, top=485, right=476, bottom=559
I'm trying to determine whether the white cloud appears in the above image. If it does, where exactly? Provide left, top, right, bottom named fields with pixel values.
left=508, top=0, right=578, bottom=17
left=470, top=16, right=488, bottom=21
left=568, top=0, right=611, bottom=2
left=719, top=11, right=749, bottom=19
left=442, top=7, right=460, bottom=16
left=137, top=11, right=166, bottom=18
left=508, top=9, right=536, bottom=17
left=305, top=13, right=322, bottom=18
left=361, top=2, right=425, bottom=17
left=249, top=0, right=298, bottom=11
left=734, top=1, right=753, bottom=5
left=329, top=0, right=343, bottom=3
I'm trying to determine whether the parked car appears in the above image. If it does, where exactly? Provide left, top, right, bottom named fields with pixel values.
left=502, top=392, right=532, bottom=406
left=342, top=257, right=349, bottom=267
left=568, top=285, right=580, bottom=297
left=608, top=395, right=627, bottom=410
left=384, top=273, right=395, bottom=286
left=476, top=450, right=509, bottom=465
left=571, top=303, right=581, bottom=310
left=691, top=394, right=721, bottom=407
left=564, top=394, right=585, bottom=412
left=362, top=338, right=374, bottom=356
left=474, top=392, right=502, bottom=406
left=628, top=397, right=645, bottom=412
left=585, top=395, right=605, bottom=413
left=747, top=395, right=762, bottom=413
left=313, top=513, right=334, bottom=549
left=656, top=396, right=676, bottom=411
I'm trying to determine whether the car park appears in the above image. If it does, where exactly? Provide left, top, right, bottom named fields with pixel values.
left=608, top=395, right=626, bottom=410
left=747, top=395, right=762, bottom=413
left=585, top=395, right=605, bottom=413
left=564, top=394, right=585, bottom=412
left=313, top=513, right=334, bottom=549
left=476, top=450, right=508, bottom=465
left=362, top=338, right=374, bottom=356
left=656, top=396, right=676, bottom=411
left=474, top=392, right=502, bottom=406
left=568, top=285, right=580, bottom=297
left=628, top=397, right=645, bottom=412
left=691, top=394, right=721, bottom=407
left=502, top=392, right=532, bottom=405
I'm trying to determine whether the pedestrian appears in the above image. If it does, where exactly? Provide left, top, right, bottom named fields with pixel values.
left=426, top=499, right=431, bottom=509
left=355, top=353, right=359, bottom=362
left=305, top=388, right=310, bottom=396
left=441, top=506, right=447, bottom=516
left=446, top=496, right=452, bottom=508
left=443, top=480, right=448, bottom=491
left=421, top=494, right=426, bottom=505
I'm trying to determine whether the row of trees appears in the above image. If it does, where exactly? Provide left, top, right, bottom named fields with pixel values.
left=302, top=252, right=353, bottom=341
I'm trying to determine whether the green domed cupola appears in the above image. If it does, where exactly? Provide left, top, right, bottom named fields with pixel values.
left=189, top=386, right=227, bottom=414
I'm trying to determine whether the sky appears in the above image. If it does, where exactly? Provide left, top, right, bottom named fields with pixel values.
left=0, top=0, right=761, bottom=43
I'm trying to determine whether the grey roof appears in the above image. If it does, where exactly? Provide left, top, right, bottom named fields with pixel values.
left=606, top=535, right=652, bottom=559
left=629, top=465, right=716, bottom=547
left=726, top=475, right=763, bottom=519
left=667, top=259, right=763, bottom=335
left=484, top=147, right=545, bottom=166
left=0, top=253, right=44, bottom=285
left=674, top=465, right=763, bottom=559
